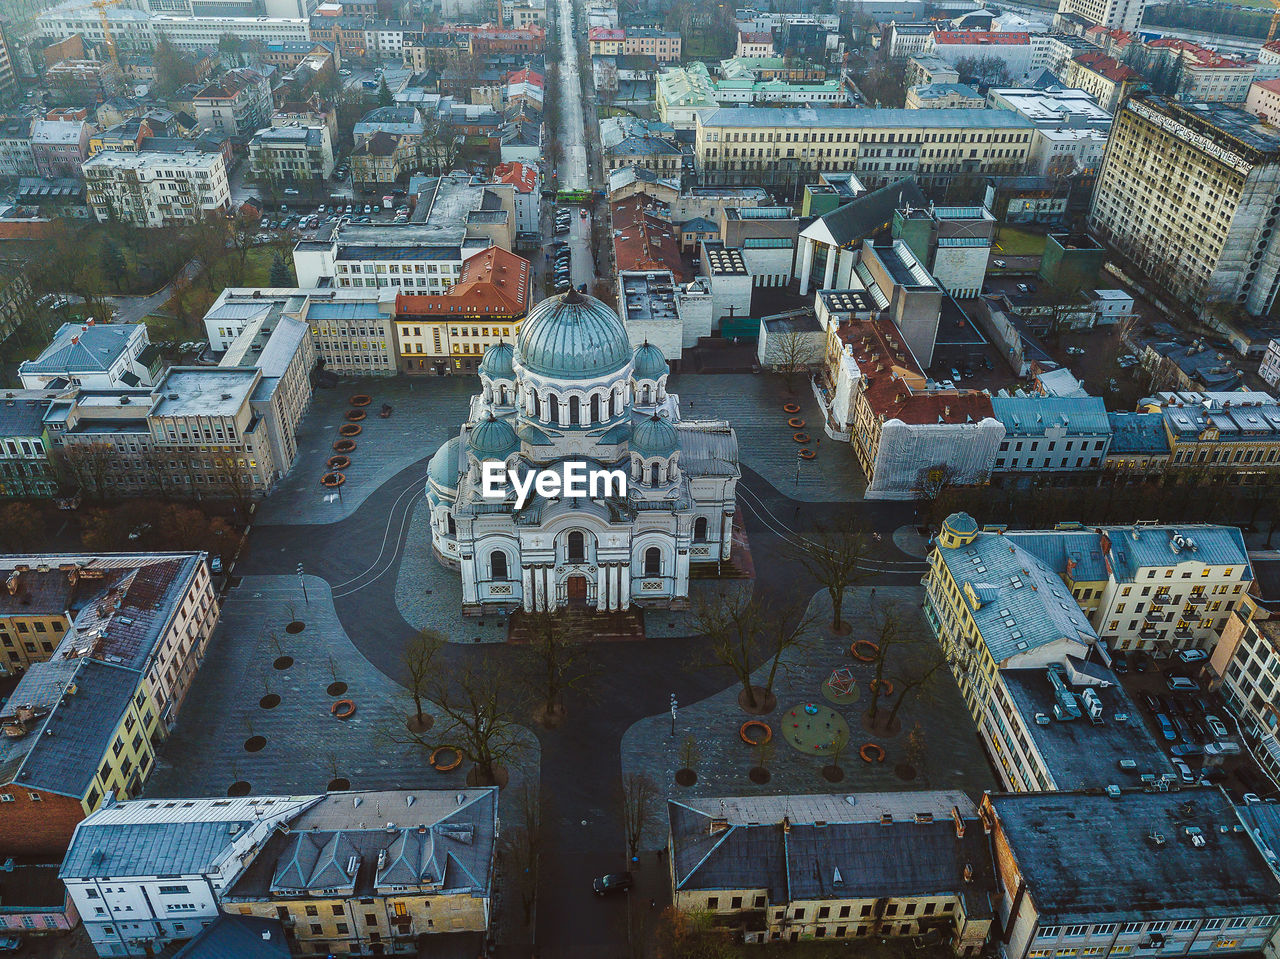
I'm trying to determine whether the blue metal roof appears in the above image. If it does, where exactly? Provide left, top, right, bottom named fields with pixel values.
left=991, top=396, right=1109, bottom=436
left=1107, top=411, right=1169, bottom=455
left=306, top=302, right=385, bottom=320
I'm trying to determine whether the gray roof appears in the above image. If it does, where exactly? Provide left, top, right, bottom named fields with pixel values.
left=0, top=396, right=53, bottom=438
left=991, top=787, right=1280, bottom=924
left=671, top=792, right=994, bottom=912
left=20, top=323, right=141, bottom=377
left=1107, top=411, right=1169, bottom=455
left=1001, top=665, right=1173, bottom=789
left=0, top=658, right=137, bottom=799
left=172, top=916, right=290, bottom=959
left=814, top=178, right=927, bottom=247
left=991, top=395, right=1110, bottom=436
left=700, top=106, right=1036, bottom=129
left=676, top=424, right=740, bottom=477
left=151, top=368, right=259, bottom=417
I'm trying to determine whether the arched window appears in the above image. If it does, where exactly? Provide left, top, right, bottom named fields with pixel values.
left=610, top=391, right=618, bottom=418
left=569, top=395, right=580, bottom=425
left=532, top=391, right=540, bottom=418
left=590, top=394, right=601, bottom=424
left=548, top=394, right=559, bottom=425
left=641, top=385, right=651, bottom=405
left=650, top=463, right=661, bottom=486
left=567, top=530, right=585, bottom=562
left=694, top=516, right=709, bottom=541
left=491, top=551, right=508, bottom=581
left=446, top=514, right=456, bottom=535
left=498, top=386, right=507, bottom=405
left=644, top=546, right=661, bottom=577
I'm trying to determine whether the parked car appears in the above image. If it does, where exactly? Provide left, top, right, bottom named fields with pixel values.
left=1171, top=758, right=1195, bottom=784
left=1170, top=743, right=1203, bottom=758
left=1242, top=792, right=1262, bottom=804
left=1110, top=651, right=1129, bottom=674
left=1016, top=283, right=1029, bottom=294
left=592, top=872, right=633, bottom=896
left=1142, top=692, right=1161, bottom=713
left=1066, top=346, right=1085, bottom=355
left=1178, top=649, right=1208, bottom=664
left=1155, top=713, right=1177, bottom=742
left=0, top=936, right=19, bottom=953
left=993, top=258, right=1006, bottom=268
left=1168, top=676, right=1200, bottom=692
left=1206, top=715, right=1229, bottom=739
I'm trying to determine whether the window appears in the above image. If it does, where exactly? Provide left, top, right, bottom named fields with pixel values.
left=305, top=906, right=319, bottom=917
left=491, top=551, right=508, bottom=581
left=158, top=885, right=190, bottom=896
left=645, top=547, right=661, bottom=577
left=694, top=517, right=709, bottom=541
left=707, top=897, right=719, bottom=909
left=567, top=531, right=585, bottom=563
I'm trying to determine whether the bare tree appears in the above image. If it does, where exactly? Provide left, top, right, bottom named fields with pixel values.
left=51, top=442, right=117, bottom=500
left=419, top=663, right=525, bottom=785
left=883, top=648, right=951, bottom=730
left=499, top=783, right=542, bottom=930
left=619, top=772, right=660, bottom=862
left=692, top=592, right=813, bottom=712
left=765, top=328, right=822, bottom=393
left=865, top=600, right=904, bottom=725
left=519, top=609, right=592, bottom=725
left=403, top=629, right=444, bottom=732
left=794, top=515, right=870, bottom=633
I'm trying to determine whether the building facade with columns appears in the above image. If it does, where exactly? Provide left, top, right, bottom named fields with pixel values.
left=425, top=290, right=740, bottom=615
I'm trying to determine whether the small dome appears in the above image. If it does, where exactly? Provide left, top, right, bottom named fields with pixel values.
left=428, top=436, right=462, bottom=489
left=467, top=413, right=519, bottom=459
left=479, top=340, right=515, bottom=379
left=631, top=413, right=678, bottom=456
left=516, top=289, right=632, bottom=380
left=943, top=512, right=978, bottom=536
left=632, top=341, right=668, bottom=381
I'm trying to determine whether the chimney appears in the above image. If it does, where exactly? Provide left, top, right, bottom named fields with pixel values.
left=952, top=805, right=966, bottom=838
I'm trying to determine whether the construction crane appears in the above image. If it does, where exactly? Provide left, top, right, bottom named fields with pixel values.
left=91, top=0, right=123, bottom=71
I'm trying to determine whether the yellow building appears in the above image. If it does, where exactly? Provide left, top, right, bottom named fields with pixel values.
left=224, top=788, right=497, bottom=956
left=694, top=106, right=1032, bottom=193
left=669, top=792, right=995, bottom=952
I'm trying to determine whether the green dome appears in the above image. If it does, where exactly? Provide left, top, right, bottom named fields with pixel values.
left=428, top=436, right=461, bottom=489
left=515, top=289, right=632, bottom=380
left=468, top=413, right=519, bottom=459
left=479, top=340, right=515, bottom=378
left=632, top=342, right=668, bottom=381
left=631, top=413, right=678, bottom=456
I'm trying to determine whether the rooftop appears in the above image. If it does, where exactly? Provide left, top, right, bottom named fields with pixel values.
left=1108, top=410, right=1170, bottom=455
left=394, top=247, right=530, bottom=317
left=700, top=106, right=1035, bottom=129
left=1129, top=93, right=1280, bottom=159
left=151, top=367, right=259, bottom=418
left=990, top=788, right=1280, bottom=923
left=991, top=395, right=1110, bottom=435
left=20, top=322, right=142, bottom=378
left=700, top=241, right=748, bottom=276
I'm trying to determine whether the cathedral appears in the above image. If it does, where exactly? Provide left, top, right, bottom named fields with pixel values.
left=426, top=289, right=740, bottom=614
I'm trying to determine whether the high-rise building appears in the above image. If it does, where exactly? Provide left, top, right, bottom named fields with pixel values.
left=1055, top=0, right=1145, bottom=35
left=1090, top=93, right=1280, bottom=316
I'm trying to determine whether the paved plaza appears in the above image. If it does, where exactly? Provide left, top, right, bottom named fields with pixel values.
left=146, top=574, right=540, bottom=798
left=619, top=585, right=993, bottom=849
left=257, top=377, right=474, bottom=525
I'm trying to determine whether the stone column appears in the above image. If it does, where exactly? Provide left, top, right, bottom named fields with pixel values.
left=798, top=237, right=815, bottom=295
left=822, top=244, right=837, bottom=291
left=596, top=564, right=609, bottom=612
left=522, top=566, right=534, bottom=612
left=675, top=548, right=690, bottom=602
left=619, top=563, right=631, bottom=610
left=721, top=509, right=734, bottom=560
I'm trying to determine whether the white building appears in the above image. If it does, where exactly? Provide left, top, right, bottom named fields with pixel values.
left=247, top=123, right=334, bottom=186
left=991, top=395, right=1111, bottom=476
left=83, top=151, right=230, bottom=227
left=616, top=270, right=713, bottom=358
left=37, top=6, right=311, bottom=54
left=931, top=31, right=1036, bottom=83
left=293, top=222, right=490, bottom=290
left=151, top=13, right=310, bottom=50
left=986, top=86, right=1111, bottom=175
left=60, top=795, right=319, bottom=958
left=19, top=322, right=155, bottom=390
left=698, top=241, right=753, bottom=328
left=1055, top=0, right=1145, bottom=34
left=426, top=290, right=740, bottom=614
left=1260, top=338, right=1280, bottom=389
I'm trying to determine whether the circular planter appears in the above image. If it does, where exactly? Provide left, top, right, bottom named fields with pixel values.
left=859, top=742, right=886, bottom=764
left=738, top=686, right=776, bottom=715
left=244, top=736, right=266, bottom=753
left=869, top=679, right=894, bottom=697
left=286, top=621, right=305, bottom=634
left=787, top=417, right=805, bottom=429
left=327, top=454, right=351, bottom=470
left=783, top=403, right=801, bottom=414
left=740, top=720, right=773, bottom=746
left=328, top=777, right=351, bottom=791
left=338, top=423, right=362, bottom=437
left=350, top=394, right=372, bottom=407
left=430, top=746, right=464, bottom=772
left=327, top=681, right=348, bottom=696
left=345, top=409, right=366, bottom=422
left=406, top=713, right=435, bottom=734
left=793, top=432, right=810, bottom=443
left=675, top=768, right=697, bottom=787
left=748, top=766, right=771, bottom=784
left=895, top=763, right=918, bottom=781
left=333, top=438, right=356, bottom=453
left=273, top=655, right=294, bottom=670
left=851, top=640, right=879, bottom=662
left=321, top=471, right=346, bottom=488
left=259, top=694, right=280, bottom=709
left=227, top=781, right=252, bottom=797
left=822, top=764, right=846, bottom=783
left=798, top=448, right=816, bottom=459
left=331, top=699, right=357, bottom=720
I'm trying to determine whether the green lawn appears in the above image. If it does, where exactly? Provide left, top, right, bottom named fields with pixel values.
left=994, top=226, right=1048, bottom=257
left=142, top=312, right=190, bottom=344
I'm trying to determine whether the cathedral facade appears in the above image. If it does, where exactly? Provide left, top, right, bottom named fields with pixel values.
left=426, top=289, right=740, bottom=614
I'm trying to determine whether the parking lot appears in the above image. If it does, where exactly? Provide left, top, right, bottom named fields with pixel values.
left=1115, top=650, right=1274, bottom=800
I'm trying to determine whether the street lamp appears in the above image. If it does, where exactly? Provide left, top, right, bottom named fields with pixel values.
left=669, top=693, right=678, bottom=736
left=297, top=563, right=309, bottom=606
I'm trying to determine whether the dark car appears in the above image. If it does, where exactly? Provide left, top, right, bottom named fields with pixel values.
left=1155, top=713, right=1177, bottom=742
left=593, top=873, right=633, bottom=896
left=1111, top=651, right=1129, bottom=674
left=1142, top=693, right=1161, bottom=713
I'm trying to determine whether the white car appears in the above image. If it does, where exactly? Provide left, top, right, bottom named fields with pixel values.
left=993, top=258, right=1007, bottom=268
left=1177, top=649, right=1208, bottom=664
left=1171, top=758, right=1195, bottom=784
left=1243, top=792, right=1262, bottom=804
left=1205, top=715, right=1229, bottom=739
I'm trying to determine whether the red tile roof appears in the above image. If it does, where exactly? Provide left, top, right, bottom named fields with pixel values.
left=739, top=30, right=773, bottom=43
left=395, top=247, right=531, bottom=317
left=610, top=195, right=688, bottom=282
left=494, top=161, right=537, bottom=193
left=504, top=67, right=544, bottom=87
left=1253, top=77, right=1280, bottom=95
left=589, top=28, right=625, bottom=40
left=1073, top=51, right=1141, bottom=82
